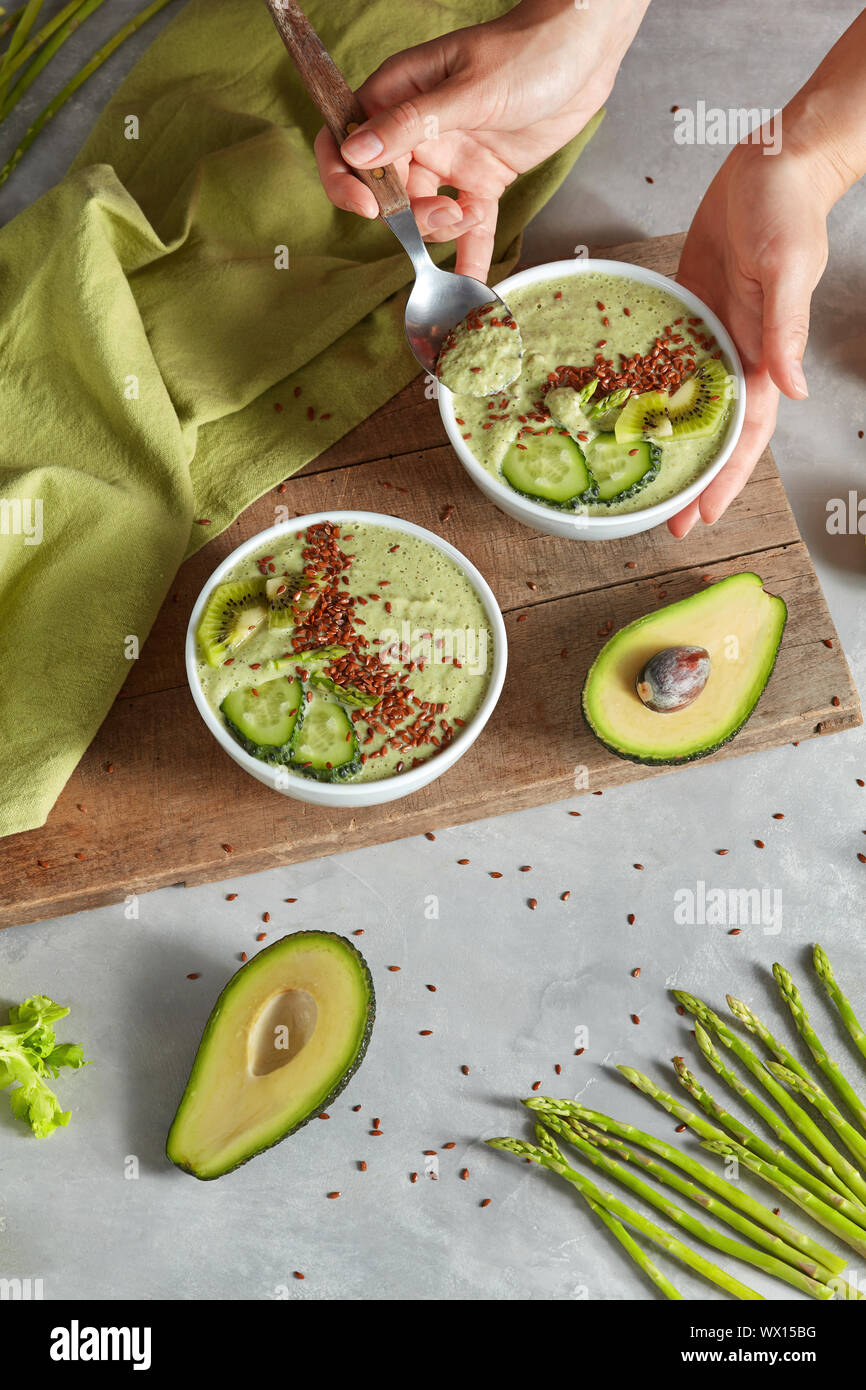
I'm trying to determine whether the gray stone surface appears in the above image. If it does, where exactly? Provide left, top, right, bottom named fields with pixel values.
left=2, top=0, right=865, bottom=1302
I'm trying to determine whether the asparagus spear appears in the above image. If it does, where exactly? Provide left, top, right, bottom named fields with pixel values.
left=584, top=1195, right=684, bottom=1300
left=813, top=943, right=866, bottom=1066
left=542, top=1109, right=842, bottom=1287
left=524, top=1096, right=845, bottom=1275
left=0, top=0, right=38, bottom=101
left=531, top=1119, right=834, bottom=1300
left=675, top=989, right=863, bottom=1202
left=767, top=1061, right=866, bottom=1172
left=0, top=0, right=102, bottom=123
left=702, top=1137, right=866, bottom=1264
left=487, top=1133, right=765, bottom=1300
left=1, top=8, right=26, bottom=43
left=0, top=0, right=175, bottom=188
left=727, top=993, right=816, bottom=1086
left=692, top=1019, right=863, bottom=1204
left=0, top=0, right=88, bottom=84
left=774, top=963, right=866, bottom=1134
left=634, top=1059, right=866, bottom=1227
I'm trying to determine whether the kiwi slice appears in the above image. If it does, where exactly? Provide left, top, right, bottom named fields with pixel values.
left=614, top=390, right=673, bottom=444
left=197, top=578, right=268, bottom=667
left=665, top=359, right=733, bottom=439
left=266, top=574, right=295, bottom=630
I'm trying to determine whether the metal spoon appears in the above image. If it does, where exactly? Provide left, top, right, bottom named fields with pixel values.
left=264, top=0, right=520, bottom=389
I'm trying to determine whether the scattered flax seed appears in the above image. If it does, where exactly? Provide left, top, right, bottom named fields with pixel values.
left=858, top=853, right=866, bottom=864
left=440, top=504, right=456, bottom=522
left=195, top=519, right=211, bottom=526
left=256, top=933, right=267, bottom=942
left=222, top=843, right=233, bottom=853
left=645, top=175, right=654, bottom=184
left=634, top=863, right=644, bottom=871
left=226, top=893, right=238, bottom=901
left=631, top=1014, right=641, bottom=1025
left=729, top=928, right=743, bottom=936
left=77, top=804, right=86, bottom=813
left=460, top=1169, right=469, bottom=1181
left=627, top=913, right=636, bottom=925
left=74, top=851, right=87, bottom=860
left=240, top=952, right=247, bottom=962
left=419, top=1030, right=433, bottom=1036
left=461, top=1065, right=470, bottom=1076
left=37, top=859, right=50, bottom=868
left=561, top=891, right=571, bottom=902
left=561, top=648, right=568, bottom=658
left=773, top=1207, right=781, bottom=1217
left=106, top=764, right=114, bottom=773
left=410, top=1172, right=418, bottom=1183
left=489, top=871, right=503, bottom=879
left=858, top=780, right=865, bottom=787
left=425, top=831, right=436, bottom=841
left=531, top=1081, right=541, bottom=1092
left=480, top=1199, right=492, bottom=1208
left=569, top=811, right=581, bottom=817
left=671, top=104, right=680, bottom=113
left=772, top=812, right=785, bottom=820
left=631, top=968, right=641, bottom=978
left=352, top=929, right=364, bottom=936
left=575, top=1047, right=585, bottom=1056
left=519, top=864, right=532, bottom=873
left=528, top=898, right=538, bottom=910
left=327, top=1192, right=340, bottom=1200
left=626, top=560, right=637, bottom=569
left=675, top=1124, right=686, bottom=1133
left=676, top=1004, right=685, bottom=1016
left=186, top=973, right=200, bottom=980
left=263, top=912, right=270, bottom=923
left=370, top=1129, right=383, bottom=1136
left=755, top=839, right=765, bottom=849
left=823, top=638, right=834, bottom=648
left=716, top=848, right=729, bottom=856
left=443, top=1142, right=456, bottom=1150
left=359, top=1161, right=367, bottom=1171
left=423, top=1150, right=437, bottom=1157
left=426, top=984, right=437, bottom=992
left=555, top=1064, right=562, bottom=1075
left=832, top=696, right=841, bottom=707
left=458, top=858, right=470, bottom=865
left=388, top=966, right=401, bottom=972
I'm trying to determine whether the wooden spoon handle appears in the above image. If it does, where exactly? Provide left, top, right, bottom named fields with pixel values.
left=264, top=0, right=410, bottom=220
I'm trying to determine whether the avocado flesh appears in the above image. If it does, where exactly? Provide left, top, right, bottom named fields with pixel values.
left=583, top=573, right=787, bottom=765
left=166, top=931, right=374, bottom=1180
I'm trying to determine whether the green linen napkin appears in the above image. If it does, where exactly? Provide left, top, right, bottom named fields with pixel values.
left=0, top=0, right=601, bottom=838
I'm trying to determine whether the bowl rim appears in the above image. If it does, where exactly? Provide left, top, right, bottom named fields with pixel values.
left=437, top=257, right=746, bottom=529
left=185, top=509, right=508, bottom=800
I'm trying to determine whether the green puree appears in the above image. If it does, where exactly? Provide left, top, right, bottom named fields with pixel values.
left=197, top=523, right=493, bottom=783
left=452, top=273, right=733, bottom=516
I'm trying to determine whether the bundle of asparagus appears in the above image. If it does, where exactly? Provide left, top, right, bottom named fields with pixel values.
left=489, top=943, right=866, bottom=1300
left=0, top=0, right=175, bottom=188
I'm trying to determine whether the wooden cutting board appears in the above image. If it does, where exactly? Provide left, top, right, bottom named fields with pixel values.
left=2, top=234, right=860, bottom=928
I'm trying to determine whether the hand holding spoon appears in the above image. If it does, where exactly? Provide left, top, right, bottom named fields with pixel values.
left=263, top=0, right=523, bottom=394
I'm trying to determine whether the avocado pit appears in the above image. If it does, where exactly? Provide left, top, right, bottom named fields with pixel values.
left=250, top=989, right=318, bottom=1075
left=636, top=645, right=710, bottom=713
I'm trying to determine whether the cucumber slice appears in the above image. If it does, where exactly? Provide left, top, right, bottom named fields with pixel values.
left=585, top=434, right=661, bottom=504
left=290, top=693, right=361, bottom=782
left=221, top=677, right=302, bottom=763
left=501, top=432, right=594, bottom=508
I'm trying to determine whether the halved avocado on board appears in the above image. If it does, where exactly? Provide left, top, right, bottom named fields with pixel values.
left=582, top=573, right=787, bottom=765
left=166, top=932, right=374, bottom=1180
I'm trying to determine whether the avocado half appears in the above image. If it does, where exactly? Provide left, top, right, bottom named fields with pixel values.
left=582, top=573, right=787, bottom=765
left=167, top=931, right=375, bottom=1180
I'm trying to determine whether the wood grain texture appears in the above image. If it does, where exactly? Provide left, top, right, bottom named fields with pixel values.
left=1, top=234, right=859, bottom=927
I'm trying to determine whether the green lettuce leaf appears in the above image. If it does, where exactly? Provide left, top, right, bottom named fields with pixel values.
left=0, top=995, right=89, bottom=1137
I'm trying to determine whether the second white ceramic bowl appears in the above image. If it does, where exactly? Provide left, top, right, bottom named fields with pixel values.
left=186, top=511, right=507, bottom=808
left=438, top=258, right=746, bottom=541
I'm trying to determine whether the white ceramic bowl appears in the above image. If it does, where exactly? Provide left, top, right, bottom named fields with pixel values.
left=186, top=511, right=508, bottom=808
left=438, top=258, right=746, bottom=540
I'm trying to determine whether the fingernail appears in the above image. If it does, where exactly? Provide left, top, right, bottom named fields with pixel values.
left=428, top=205, right=462, bottom=229
left=790, top=360, right=808, bottom=397
left=341, top=130, right=384, bottom=164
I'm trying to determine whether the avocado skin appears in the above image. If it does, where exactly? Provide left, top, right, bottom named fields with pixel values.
left=167, top=930, right=375, bottom=1180
left=581, top=575, right=787, bottom=766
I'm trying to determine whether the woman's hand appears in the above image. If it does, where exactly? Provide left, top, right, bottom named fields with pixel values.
left=314, top=0, right=650, bottom=281
left=669, top=137, right=830, bottom=537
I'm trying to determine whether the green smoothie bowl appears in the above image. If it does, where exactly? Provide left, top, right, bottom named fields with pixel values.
left=437, top=259, right=746, bottom=540
left=186, top=511, right=507, bottom=808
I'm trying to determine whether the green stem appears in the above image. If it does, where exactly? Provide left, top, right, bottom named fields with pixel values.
left=0, top=0, right=101, bottom=122
left=675, top=989, right=864, bottom=1202
left=487, top=1133, right=765, bottom=1300
left=702, top=1137, right=866, bottom=1262
left=626, top=1060, right=866, bottom=1229
left=0, top=7, right=26, bottom=44
left=727, top=993, right=817, bottom=1087
left=692, top=1020, right=863, bottom=1204
left=584, top=1194, right=684, bottom=1300
left=767, top=1061, right=866, bottom=1173
left=0, top=0, right=89, bottom=83
left=525, top=1096, right=845, bottom=1276
left=532, top=1120, right=834, bottom=1301
left=0, top=0, right=176, bottom=189
left=0, top=0, right=38, bottom=102
left=813, top=943, right=866, bottom=1067
left=774, top=962, right=866, bottom=1134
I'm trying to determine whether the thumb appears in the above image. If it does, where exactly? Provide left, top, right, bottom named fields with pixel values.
left=340, top=81, right=475, bottom=169
left=760, top=244, right=821, bottom=400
